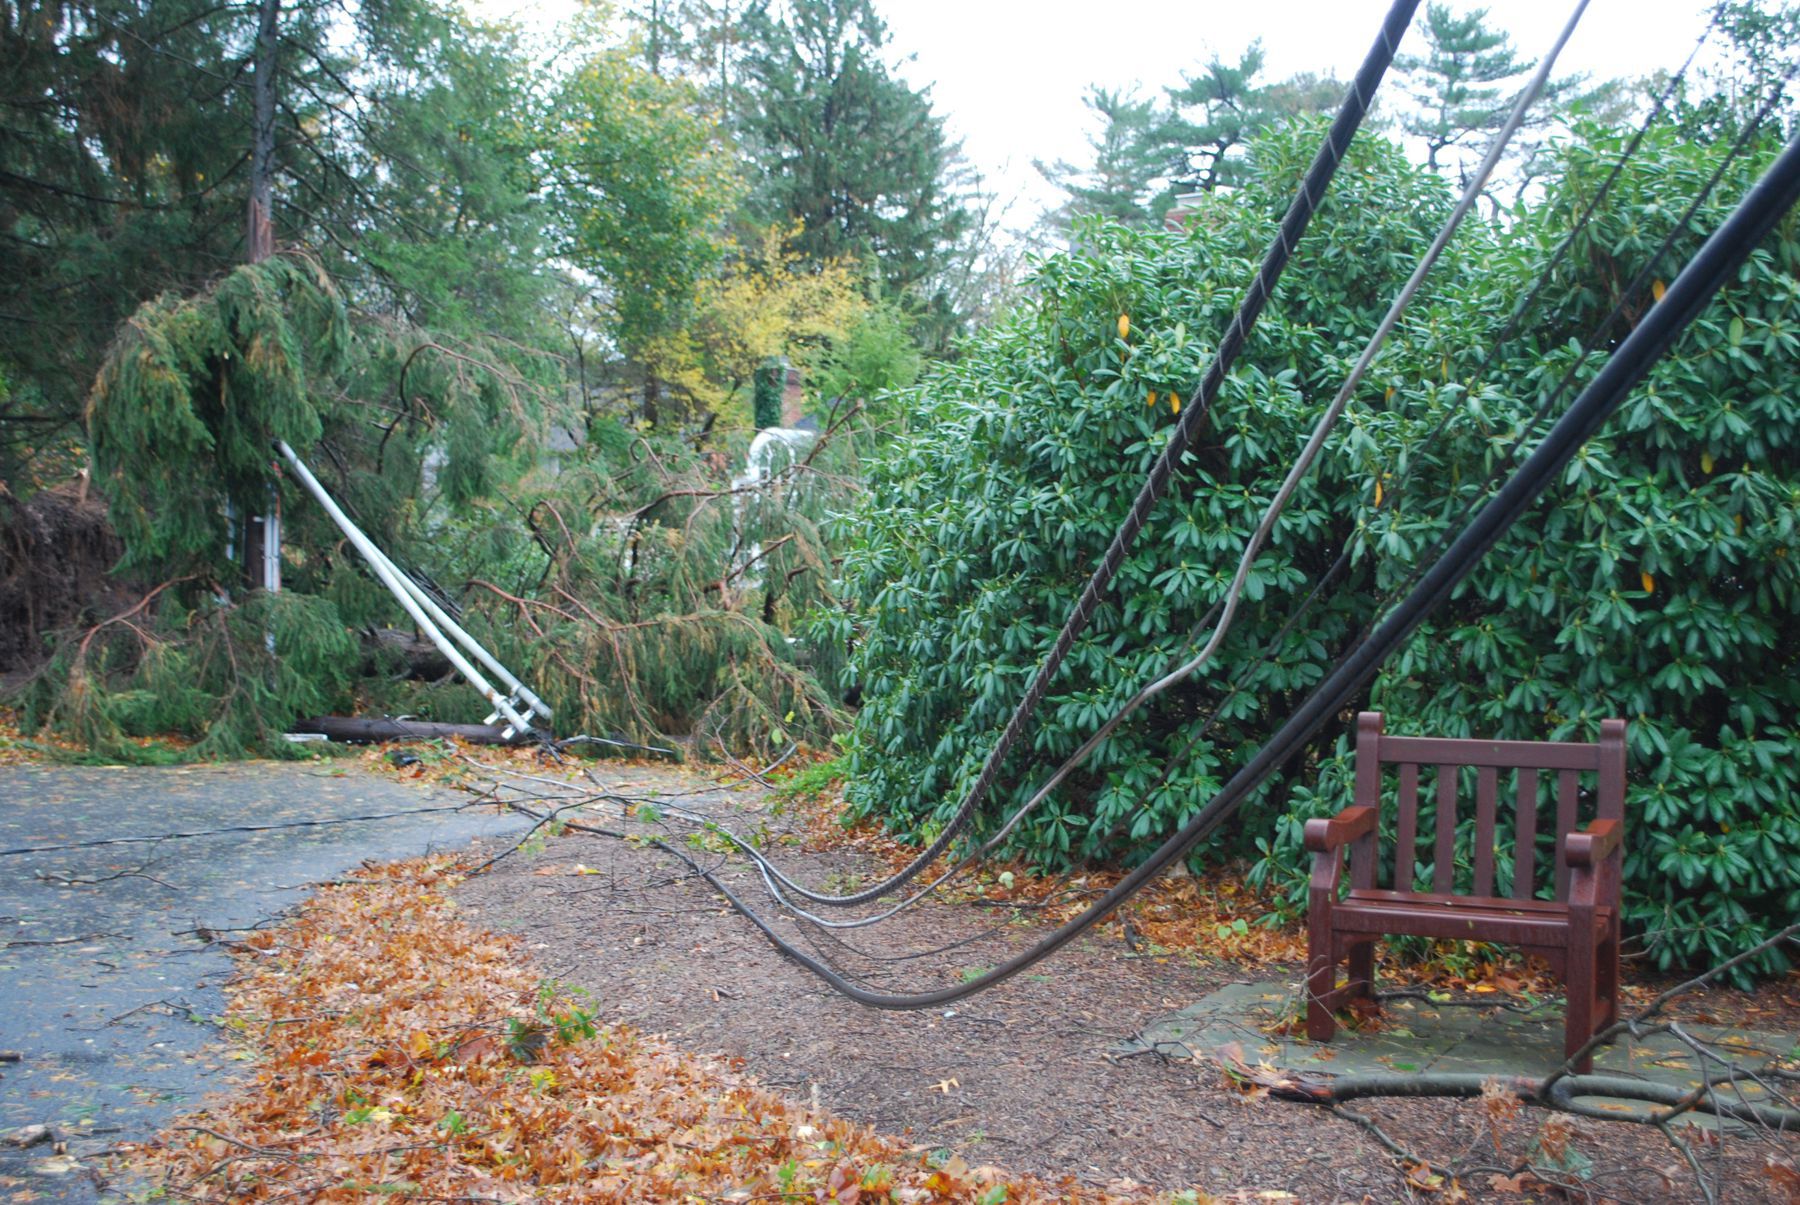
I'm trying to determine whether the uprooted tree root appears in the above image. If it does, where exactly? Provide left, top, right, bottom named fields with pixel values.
left=0, top=478, right=131, bottom=673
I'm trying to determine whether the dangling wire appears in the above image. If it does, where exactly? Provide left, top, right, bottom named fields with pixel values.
left=723, top=0, right=1424, bottom=911
left=727, top=0, right=1587, bottom=932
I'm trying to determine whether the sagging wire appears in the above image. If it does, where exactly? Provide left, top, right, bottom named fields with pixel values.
left=496, top=0, right=1705, bottom=950
left=442, top=0, right=1778, bottom=994
left=712, top=0, right=1424, bottom=911
left=494, top=91, right=1800, bottom=1007
left=663, top=0, right=1585, bottom=936
left=665, top=132, right=1800, bottom=1008
left=1352, top=47, right=1800, bottom=617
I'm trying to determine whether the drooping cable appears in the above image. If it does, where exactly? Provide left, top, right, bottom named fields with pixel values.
left=730, top=0, right=1424, bottom=910
left=676, top=131, right=1800, bottom=1007
left=505, top=2, right=1767, bottom=985
left=693, top=0, right=1586, bottom=932
left=545, top=4, right=1785, bottom=987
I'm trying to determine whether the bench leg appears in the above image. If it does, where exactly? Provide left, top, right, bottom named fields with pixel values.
left=1597, top=925, right=1621, bottom=1030
left=1565, top=923, right=1598, bottom=1074
left=1346, top=938, right=1376, bottom=1002
left=1306, top=915, right=1338, bottom=1042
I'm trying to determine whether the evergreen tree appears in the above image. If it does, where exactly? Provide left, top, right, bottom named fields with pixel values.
left=1158, top=44, right=1343, bottom=196
left=1665, top=0, right=1800, bottom=142
left=0, top=0, right=259, bottom=479
left=734, top=0, right=969, bottom=297
left=1036, top=87, right=1165, bottom=229
left=1396, top=3, right=1536, bottom=175
left=0, top=0, right=565, bottom=485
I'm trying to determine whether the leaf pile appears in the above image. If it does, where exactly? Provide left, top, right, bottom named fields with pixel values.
left=130, top=857, right=1193, bottom=1203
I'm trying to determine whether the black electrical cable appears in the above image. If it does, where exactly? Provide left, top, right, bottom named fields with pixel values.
left=719, top=0, right=1686, bottom=931
left=1371, top=65, right=1800, bottom=575
left=490, top=1, right=1758, bottom=980
left=753, top=0, right=1423, bottom=910
left=0, top=801, right=491, bottom=857
left=673, top=130, right=1800, bottom=1009
left=546, top=42, right=1763, bottom=961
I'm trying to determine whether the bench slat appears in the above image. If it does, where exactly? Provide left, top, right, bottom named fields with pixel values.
left=1555, top=768, right=1578, bottom=901
left=1336, top=893, right=1612, bottom=945
left=1474, top=765, right=1498, bottom=897
left=1346, top=889, right=1580, bottom=914
left=1378, top=734, right=1602, bottom=770
left=1514, top=768, right=1539, bottom=900
left=1434, top=765, right=1458, bottom=894
left=1394, top=763, right=1419, bottom=893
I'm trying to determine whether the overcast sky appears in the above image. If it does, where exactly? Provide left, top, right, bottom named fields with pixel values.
left=877, top=0, right=1719, bottom=222
left=476, top=0, right=1727, bottom=228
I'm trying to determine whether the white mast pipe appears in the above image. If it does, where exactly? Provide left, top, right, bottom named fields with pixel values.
left=275, top=440, right=535, bottom=737
left=359, top=538, right=551, bottom=721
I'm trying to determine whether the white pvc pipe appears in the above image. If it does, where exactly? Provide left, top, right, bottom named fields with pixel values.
left=267, top=450, right=548, bottom=720
left=275, top=441, right=535, bottom=737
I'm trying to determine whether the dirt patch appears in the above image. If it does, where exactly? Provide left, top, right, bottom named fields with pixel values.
left=452, top=761, right=1800, bottom=1202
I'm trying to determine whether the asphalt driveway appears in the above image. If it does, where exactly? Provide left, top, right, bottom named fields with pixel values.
left=0, top=759, right=528, bottom=1202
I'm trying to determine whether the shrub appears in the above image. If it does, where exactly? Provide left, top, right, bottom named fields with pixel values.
left=830, top=122, right=1800, bottom=979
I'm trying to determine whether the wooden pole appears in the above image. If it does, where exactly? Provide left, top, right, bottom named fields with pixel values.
left=247, top=0, right=279, bottom=265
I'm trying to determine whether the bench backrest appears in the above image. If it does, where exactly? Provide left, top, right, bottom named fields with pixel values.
left=1352, top=711, right=1626, bottom=901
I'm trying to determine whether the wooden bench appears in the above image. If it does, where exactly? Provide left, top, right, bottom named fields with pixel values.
left=1305, top=712, right=1627, bottom=1072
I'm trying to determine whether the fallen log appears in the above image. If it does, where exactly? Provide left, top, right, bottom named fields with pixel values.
left=288, top=716, right=530, bottom=745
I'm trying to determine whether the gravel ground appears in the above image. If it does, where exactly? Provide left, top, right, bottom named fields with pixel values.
left=454, top=759, right=1800, bottom=1203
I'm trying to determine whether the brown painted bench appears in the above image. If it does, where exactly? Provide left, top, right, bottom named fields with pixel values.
left=1305, top=711, right=1626, bottom=1072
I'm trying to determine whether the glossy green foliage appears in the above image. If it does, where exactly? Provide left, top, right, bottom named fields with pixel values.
left=833, top=122, right=1800, bottom=978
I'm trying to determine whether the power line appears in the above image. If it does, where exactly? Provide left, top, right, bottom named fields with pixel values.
left=744, top=0, right=1593, bottom=936
left=687, top=130, right=1800, bottom=1008
left=749, top=0, right=1425, bottom=911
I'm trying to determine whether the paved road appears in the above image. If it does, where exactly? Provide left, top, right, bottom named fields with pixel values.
left=0, top=760, right=529, bottom=1202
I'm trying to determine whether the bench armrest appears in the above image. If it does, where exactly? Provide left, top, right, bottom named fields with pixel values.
left=1564, top=818, right=1623, bottom=867
left=1304, top=805, right=1377, bottom=854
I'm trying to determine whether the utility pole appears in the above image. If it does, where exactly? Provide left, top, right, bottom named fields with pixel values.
left=248, top=0, right=281, bottom=601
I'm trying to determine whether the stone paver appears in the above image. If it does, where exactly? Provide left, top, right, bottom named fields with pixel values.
left=1120, top=979, right=1797, bottom=1130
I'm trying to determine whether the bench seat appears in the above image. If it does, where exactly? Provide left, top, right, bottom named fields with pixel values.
left=1334, top=890, right=1612, bottom=945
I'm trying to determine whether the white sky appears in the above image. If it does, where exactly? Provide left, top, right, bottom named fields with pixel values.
left=878, top=0, right=1717, bottom=222
left=479, top=0, right=1724, bottom=228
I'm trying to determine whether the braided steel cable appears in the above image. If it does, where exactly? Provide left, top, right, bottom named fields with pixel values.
left=745, top=0, right=1423, bottom=909
left=682, top=131, right=1800, bottom=1007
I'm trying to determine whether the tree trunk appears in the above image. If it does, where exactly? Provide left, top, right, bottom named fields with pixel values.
left=248, top=0, right=280, bottom=263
